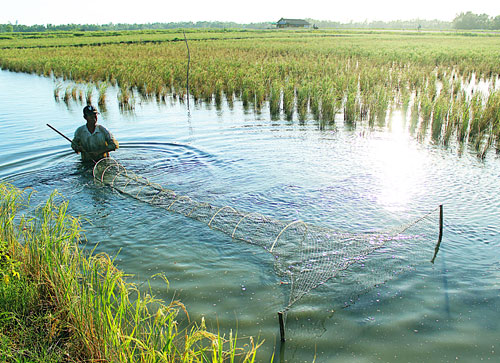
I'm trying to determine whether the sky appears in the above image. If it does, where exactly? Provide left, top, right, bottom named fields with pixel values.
left=1, top=0, right=498, bottom=25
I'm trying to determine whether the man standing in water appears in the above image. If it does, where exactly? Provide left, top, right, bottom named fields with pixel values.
left=72, top=105, right=119, bottom=162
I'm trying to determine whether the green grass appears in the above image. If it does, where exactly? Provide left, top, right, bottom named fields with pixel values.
left=0, top=183, right=261, bottom=362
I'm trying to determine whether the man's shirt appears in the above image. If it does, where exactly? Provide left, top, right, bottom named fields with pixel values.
left=72, top=124, right=118, bottom=161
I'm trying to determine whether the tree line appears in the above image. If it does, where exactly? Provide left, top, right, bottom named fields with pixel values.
left=452, top=12, right=500, bottom=30
left=0, top=21, right=273, bottom=33
left=0, top=12, right=499, bottom=33
left=306, top=19, right=452, bottom=30
left=308, top=12, right=500, bottom=30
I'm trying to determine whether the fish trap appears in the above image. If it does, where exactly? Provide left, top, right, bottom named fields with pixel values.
left=93, top=158, right=443, bottom=341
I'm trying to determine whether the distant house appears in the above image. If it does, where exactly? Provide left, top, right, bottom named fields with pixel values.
left=276, top=18, right=311, bottom=28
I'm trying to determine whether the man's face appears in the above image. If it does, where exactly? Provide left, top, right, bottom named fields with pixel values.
left=85, top=113, right=98, bottom=126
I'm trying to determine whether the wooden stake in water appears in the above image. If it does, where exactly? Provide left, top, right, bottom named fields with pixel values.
left=278, top=311, right=286, bottom=342
left=431, top=204, right=444, bottom=264
left=183, top=31, right=190, bottom=111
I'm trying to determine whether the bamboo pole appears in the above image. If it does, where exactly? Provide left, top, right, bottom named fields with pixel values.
left=47, top=123, right=87, bottom=154
left=183, top=31, right=190, bottom=111
left=47, top=123, right=72, bottom=144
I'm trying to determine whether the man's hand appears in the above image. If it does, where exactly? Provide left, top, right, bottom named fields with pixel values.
left=71, top=141, right=83, bottom=153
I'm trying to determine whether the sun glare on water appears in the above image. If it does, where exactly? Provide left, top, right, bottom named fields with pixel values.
left=369, top=112, right=428, bottom=212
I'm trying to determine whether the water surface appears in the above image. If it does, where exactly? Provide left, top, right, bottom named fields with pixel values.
left=1, top=70, right=499, bottom=362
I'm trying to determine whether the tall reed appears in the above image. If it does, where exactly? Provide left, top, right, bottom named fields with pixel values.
left=269, top=82, right=281, bottom=119
left=296, top=83, right=310, bottom=122
left=53, top=82, right=62, bottom=100
left=118, top=84, right=134, bottom=110
left=343, top=89, right=356, bottom=125
left=468, top=93, right=483, bottom=141
left=283, top=83, right=295, bottom=121
left=98, top=82, right=108, bottom=107
left=0, top=183, right=261, bottom=361
left=320, top=89, right=339, bottom=125
left=2, top=29, right=500, bottom=153
left=431, top=95, right=449, bottom=142
left=63, top=85, right=72, bottom=104
left=85, top=84, right=93, bottom=105
left=457, top=97, right=470, bottom=143
left=409, top=96, right=420, bottom=135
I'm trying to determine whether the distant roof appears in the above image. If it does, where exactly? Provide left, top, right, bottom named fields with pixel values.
left=277, top=18, right=310, bottom=26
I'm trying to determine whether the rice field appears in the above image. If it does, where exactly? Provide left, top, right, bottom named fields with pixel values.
left=1, top=29, right=500, bottom=156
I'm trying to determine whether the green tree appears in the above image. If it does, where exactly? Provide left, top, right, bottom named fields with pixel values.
left=491, top=16, right=500, bottom=30
left=453, top=11, right=491, bottom=29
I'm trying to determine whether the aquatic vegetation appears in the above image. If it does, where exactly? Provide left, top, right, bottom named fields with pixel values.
left=53, top=82, right=62, bottom=100
left=296, top=82, right=310, bottom=121
left=269, top=82, right=281, bottom=119
left=71, top=85, right=78, bottom=100
left=431, top=94, right=449, bottom=142
left=409, top=96, right=420, bottom=135
left=1, top=29, right=499, bottom=154
left=0, top=183, right=261, bottom=361
left=283, top=82, right=295, bottom=121
left=457, top=97, right=470, bottom=143
left=63, top=85, right=72, bottom=104
left=118, top=84, right=134, bottom=110
left=85, top=84, right=93, bottom=105
left=97, top=81, right=108, bottom=106
left=320, top=89, right=338, bottom=124
left=343, top=86, right=357, bottom=125
left=469, top=93, right=484, bottom=141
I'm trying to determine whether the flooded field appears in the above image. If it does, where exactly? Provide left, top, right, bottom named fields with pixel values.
left=1, top=68, right=499, bottom=362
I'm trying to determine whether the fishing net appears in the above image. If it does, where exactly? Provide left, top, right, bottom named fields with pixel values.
left=93, top=158, right=441, bottom=314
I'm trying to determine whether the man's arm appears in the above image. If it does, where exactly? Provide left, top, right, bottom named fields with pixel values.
left=101, top=126, right=119, bottom=152
left=71, top=128, right=83, bottom=153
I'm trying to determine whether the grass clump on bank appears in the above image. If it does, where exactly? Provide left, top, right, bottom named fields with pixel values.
left=0, top=183, right=260, bottom=362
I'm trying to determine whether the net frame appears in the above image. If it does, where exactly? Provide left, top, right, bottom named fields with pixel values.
left=93, top=158, right=442, bottom=315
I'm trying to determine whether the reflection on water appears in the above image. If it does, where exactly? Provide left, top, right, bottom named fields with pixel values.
left=1, top=70, right=499, bottom=362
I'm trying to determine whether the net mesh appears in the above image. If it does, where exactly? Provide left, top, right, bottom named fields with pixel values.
left=93, top=158, right=441, bottom=313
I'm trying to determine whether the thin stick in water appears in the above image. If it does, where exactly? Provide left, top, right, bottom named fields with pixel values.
left=278, top=311, right=286, bottom=342
left=183, top=31, right=190, bottom=111
left=431, top=204, right=444, bottom=264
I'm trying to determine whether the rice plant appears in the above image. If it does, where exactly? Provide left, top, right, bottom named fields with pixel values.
left=409, top=96, right=420, bottom=135
left=118, top=84, right=134, bottom=110
left=1, top=29, right=499, bottom=153
left=71, top=85, right=78, bottom=100
left=214, top=80, right=223, bottom=110
left=85, top=84, right=93, bottom=105
left=53, top=82, right=62, bottom=100
left=269, top=82, right=281, bottom=119
left=296, top=83, right=310, bottom=122
left=97, top=81, right=108, bottom=107
left=283, top=83, right=295, bottom=121
left=320, top=89, right=340, bottom=125
left=431, top=94, right=449, bottom=142
left=343, top=86, right=357, bottom=125
left=254, top=84, right=266, bottom=113
left=468, top=93, right=483, bottom=141
left=63, top=85, right=72, bottom=104
left=457, top=96, right=470, bottom=143
left=400, top=84, right=411, bottom=121
left=0, top=183, right=261, bottom=362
